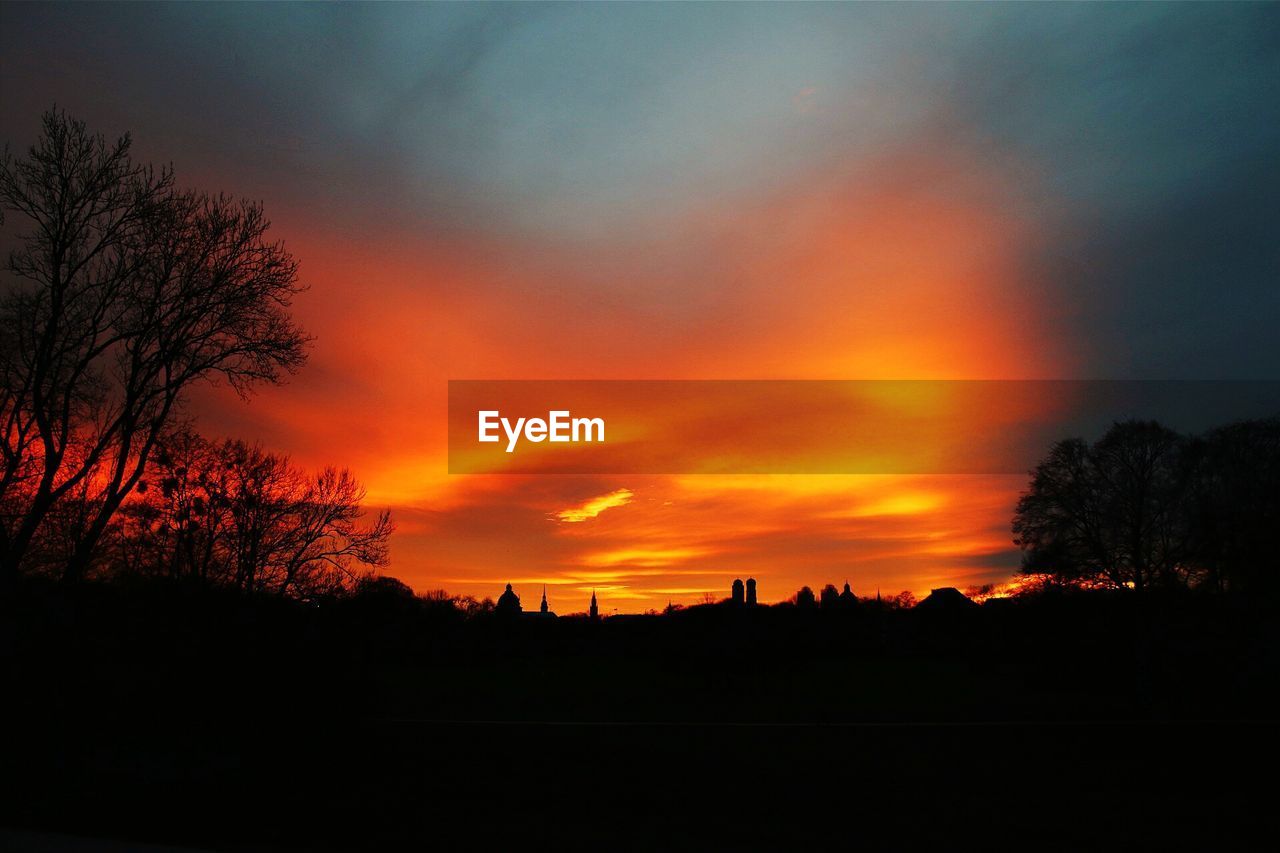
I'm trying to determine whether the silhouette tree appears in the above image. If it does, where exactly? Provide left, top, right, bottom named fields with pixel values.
left=452, top=594, right=494, bottom=617
left=351, top=574, right=418, bottom=611
left=795, top=585, right=816, bottom=608
left=1184, top=417, right=1280, bottom=595
left=0, top=110, right=309, bottom=581
left=114, top=430, right=391, bottom=598
left=279, top=466, right=392, bottom=597
left=883, top=590, right=916, bottom=610
left=1013, top=420, right=1191, bottom=593
left=114, top=425, right=223, bottom=581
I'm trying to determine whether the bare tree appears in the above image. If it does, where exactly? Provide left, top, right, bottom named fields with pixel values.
left=1184, top=418, right=1280, bottom=595
left=275, top=467, right=393, bottom=598
left=0, top=110, right=309, bottom=580
left=115, top=433, right=392, bottom=599
left=1013, top=420, right=1191, bottom=592
left=217, top=440, right=300, bottom=594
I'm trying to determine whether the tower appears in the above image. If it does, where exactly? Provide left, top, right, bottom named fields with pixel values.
left=731, top=578, right=745, bottom=605
left=746, top=578, right=757, bottom=606
left=589, top=589, right=599, bottom=619
left=540, top=585, right=548, bottom=614
left=496, top=583, right=521, bottom=615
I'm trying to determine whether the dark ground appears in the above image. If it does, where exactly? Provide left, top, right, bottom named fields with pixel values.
left=3, top=578, right=1277, bottom=850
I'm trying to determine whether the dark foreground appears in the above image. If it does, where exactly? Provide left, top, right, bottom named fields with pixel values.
left=6, top=719, right=1278, bottom=851
left=3, top=579, right=1278, bottom=849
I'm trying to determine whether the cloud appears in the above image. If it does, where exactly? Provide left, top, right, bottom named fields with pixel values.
left=8, top=4, right=1275, bottom=611
left=555, top=488, right=634, bottom=522
left=581, top=546, right=709, bottom=568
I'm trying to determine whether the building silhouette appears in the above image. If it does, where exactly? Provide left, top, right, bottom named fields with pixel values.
left=495, top=583, right=559, bottom=618
left=915, top=587, right=978, bottom=613
left=731, top=578, right=745, bottom=605
left=746, top=578, right=757, bottom=606
left=496, top=583, right=521, bottom=615
left=529, top=585, right=557, bottom=619
left=589, top=589, right=599, bottom=620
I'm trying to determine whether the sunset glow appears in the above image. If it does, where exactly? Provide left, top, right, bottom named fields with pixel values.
left=170, top=136, right=1069, bottom=612
left=9, top=2, right=1273, bottom=614
left=556, top=489, right=635, bottom=523
left=6, top=5, right=1279, bottom=845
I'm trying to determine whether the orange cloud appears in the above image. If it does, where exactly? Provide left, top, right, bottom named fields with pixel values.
left=581, top=547, right=712, bottom=568
left=555, top=488, right=634, bottom=522
left=187, top=133, right=1068, bottom=613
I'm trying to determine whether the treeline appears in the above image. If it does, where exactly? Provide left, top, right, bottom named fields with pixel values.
left=107, top=427, right=392, bottom=597
left=1, top=110, right=389, bottom=593
left=1014, top=418, right=1280, bottom=595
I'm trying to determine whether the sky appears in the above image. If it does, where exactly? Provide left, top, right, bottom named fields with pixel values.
left=3, top=2, right=1279, bottom=612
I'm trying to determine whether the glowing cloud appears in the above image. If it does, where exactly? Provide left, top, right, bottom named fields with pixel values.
left=556, top=488, right=635, bottom=522
left=582, top=547, right=710, bottom=568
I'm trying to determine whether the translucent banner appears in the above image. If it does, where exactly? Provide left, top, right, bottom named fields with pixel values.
left=447, top=380, right=1280, bottom=474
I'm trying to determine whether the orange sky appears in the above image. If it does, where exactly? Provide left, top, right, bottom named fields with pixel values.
left=186, top=141, right=1079, bottom=613
left=6, top=0, right=1277, bottom=615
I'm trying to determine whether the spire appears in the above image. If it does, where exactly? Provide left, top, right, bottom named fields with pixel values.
left=540, top=585, right=548, bottom=614
left=589, top=588, right=599, bottom=620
